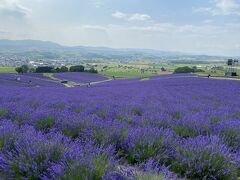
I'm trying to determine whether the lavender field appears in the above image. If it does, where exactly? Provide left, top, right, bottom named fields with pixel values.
left=53, top=72, right=108, bottom=84
left=0, top=73, right=63, bottom=87
left=0, top=74, right=239, bottom=179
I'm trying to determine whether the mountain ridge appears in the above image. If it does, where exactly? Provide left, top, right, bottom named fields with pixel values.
left=0, top=39, right=233, bottom=61
left=0, top=39, right=183, bottom=55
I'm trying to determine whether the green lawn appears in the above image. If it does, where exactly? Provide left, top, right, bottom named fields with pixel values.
left=196, top=70, right=225, bottom=77
left=0, top=67, right=16, bottom=73
left=100, top=69, right=158, bottom=78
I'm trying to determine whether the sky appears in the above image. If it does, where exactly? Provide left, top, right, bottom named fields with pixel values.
left=0, top=0, right=240, bottom=56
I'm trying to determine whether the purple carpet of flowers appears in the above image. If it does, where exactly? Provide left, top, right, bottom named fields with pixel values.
left=53, top=72, right=108, bottom=83
left=0, top=74, right=239, bottom=179
left=0, top=73, right=63, bottom=87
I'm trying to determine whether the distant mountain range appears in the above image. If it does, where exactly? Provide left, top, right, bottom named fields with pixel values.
left=0, top=39, right=230, bottom=61
left=0, top=39, right=62, bottom=51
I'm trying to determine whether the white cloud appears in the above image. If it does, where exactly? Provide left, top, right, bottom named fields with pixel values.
left=73, top=25, right=108, bottom=31
left=112, top=11, right=151, bottom=21
left=194, top=7, right=213, bottom=14
left=194, top=0, right=240, bottom=16
left=215, top=0, right=240, bottom=14
left=0, top=0, right=32, bottom=18
left=112, top=11, right=127, bottom=19
left=128, top=13, right=151, bottom=21
left=90, top=0, right=104, bottom=8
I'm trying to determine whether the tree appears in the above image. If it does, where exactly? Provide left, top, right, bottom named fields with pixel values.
left=174, top=66, right=204, bottom=74
left=36, top=66, right=54, bottom=73
left=29, top=68, right=36, bottom=73
left=21, top=65, right=29, bottom=73
left=15, top=65, right=29, bottom=74
left=55, top=67, right=61, bottom=73
left=15, top=67, right=23, bottom=74
left=69, top=65, right=85, bottom=72
left=174, top=66, right=194, bottom=74
left=60, top=66, right=68, bottom=72
left=161, top=67, right=166, bottom=72
left=87, top=67, right=98, bottom=74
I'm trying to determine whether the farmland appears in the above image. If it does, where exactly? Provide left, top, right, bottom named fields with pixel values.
left=0, top=67, right=16, bottom=73
left=0, top=72, right=239, bottom=179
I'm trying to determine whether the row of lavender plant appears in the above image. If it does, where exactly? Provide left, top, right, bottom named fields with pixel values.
left=0, top=73, right=63, bottom=87
left=53, top=72, right=108, bottom=83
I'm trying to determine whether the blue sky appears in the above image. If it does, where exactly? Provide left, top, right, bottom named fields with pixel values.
left=0, top=0, right=240, bottom=56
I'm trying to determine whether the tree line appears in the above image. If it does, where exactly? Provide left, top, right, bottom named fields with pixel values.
left=174, top=66, right=204, bottom=74
left=15, top=65, right=98, bottom=74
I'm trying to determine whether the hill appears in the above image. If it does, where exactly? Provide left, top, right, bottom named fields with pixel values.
left=0, top=39, right=230, bottom=66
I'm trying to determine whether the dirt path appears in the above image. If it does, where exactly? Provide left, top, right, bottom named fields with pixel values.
left=147, top=75, right=240, bottom=82
left=73, top=79, right=113, bottom=87
left=43, top=73, right=114, bottom=87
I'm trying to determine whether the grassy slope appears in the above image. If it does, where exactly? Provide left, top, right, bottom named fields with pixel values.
left=0, top=67, right=16, bottom=73
left=99, top=70, right=157, bottom=78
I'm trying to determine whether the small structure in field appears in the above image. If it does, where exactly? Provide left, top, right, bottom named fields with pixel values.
left=225, top=59, right=239, bottom=77
left=61, top=80, right=68, bottom=84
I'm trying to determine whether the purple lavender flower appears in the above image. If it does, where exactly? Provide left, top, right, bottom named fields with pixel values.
left=172, top=135, right=237, bottom=179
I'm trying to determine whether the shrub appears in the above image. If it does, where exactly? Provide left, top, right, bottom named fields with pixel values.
left=36, top=66, right=54, bottom=73
left=133, top=107, right=143, bottom=116
left=0, top=123, right=67, bottom=179
left=136, top=172, right=164, bottom=180
left=93, top=128, right=108, bottom=145
left=0, top=108, right=7, bottom=119
left=172, top=116, right=211, bottom=138
left=60, top=66, right=68, bottom=72
left=15, top=67, right=23, bottom=74
left=116, top=114, right=133, bottom=124
left=123, top=128, right=176, bottom=165
left=0, top=121, right=118, bottom=179
left=69, top=65, right=85, bottom=72
left=61, top=143, right=115, bottom=180
left=173, top=125, right=198, bottom=138
left=161, top=67, right=166, bottom=72
left=215, top=120, right=240, bottom=152
left=61, top=125, right=83, bottom=139
left=15, top=65, right=29, bottom=74
left=54, top=67, right=61, bottom=73
left=62, top=155, right=113, bottom=180
left=0, top=121, right=18, bottom=152
left=173, top=66, right=204, bottom=74
left=221, top=128, right=240, bottom=151
left=172, top=136, right=237, bottom=179
left=36, top=116, right=55, bottom=130
left=86, top=67, right=98, bottom=74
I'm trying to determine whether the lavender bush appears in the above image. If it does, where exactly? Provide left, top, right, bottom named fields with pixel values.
left=172, top=136, right=237, bottom=179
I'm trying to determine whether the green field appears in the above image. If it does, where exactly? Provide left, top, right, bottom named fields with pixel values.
left=196, top=70, right=225, bottom=77
left=96, top=61, right=171, bottom=78
left=98, top=62, right=227, bottom=78
left=100, top=69, right=159, bottom=78
left=0, top=67, right=16, bottom=73
left=0, top=61, right=233, bottom=79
